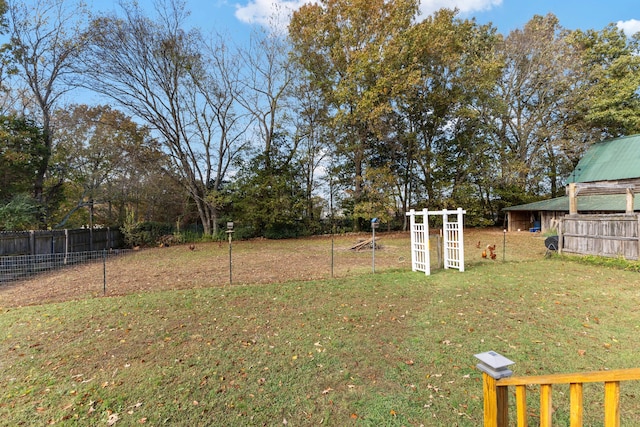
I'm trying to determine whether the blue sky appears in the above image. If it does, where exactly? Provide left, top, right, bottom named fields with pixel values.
left=117, top=0, right=640, bottom=38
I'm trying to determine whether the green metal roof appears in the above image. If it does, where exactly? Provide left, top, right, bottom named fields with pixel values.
left=503, top=194, right=640, bottom=212
left=567, top=134, right=640, bottom=183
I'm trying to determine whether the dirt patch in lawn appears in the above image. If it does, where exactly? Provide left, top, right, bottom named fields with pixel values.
left=0, top=229, right=547, bottom=307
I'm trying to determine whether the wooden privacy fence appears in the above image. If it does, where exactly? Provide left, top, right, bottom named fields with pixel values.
left=559, top=214, right=640, bottom=260
left=477, top=351, right=640, bottom=426
left=0, top=228, right=123, bottom=256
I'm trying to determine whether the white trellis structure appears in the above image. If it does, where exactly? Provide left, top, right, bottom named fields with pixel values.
left=406, top=208, right=466, bottom=275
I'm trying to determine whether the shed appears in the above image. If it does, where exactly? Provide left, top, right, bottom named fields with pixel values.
left=504, top=134, right=640, bottom=232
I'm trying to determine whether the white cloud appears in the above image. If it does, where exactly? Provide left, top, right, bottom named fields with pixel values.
left=617, top=19, right=640, bottom=36
left=234, top=0, right=503, bottom=29
left=418, top=0, right=502, bottom=17
left=235, top=0, right=306, bottom=29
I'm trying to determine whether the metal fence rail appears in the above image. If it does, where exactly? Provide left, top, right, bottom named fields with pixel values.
left=0, top=249, right=132, bottom=284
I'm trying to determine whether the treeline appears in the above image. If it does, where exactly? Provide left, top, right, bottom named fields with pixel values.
left=1, top=0, right=639, bottom=239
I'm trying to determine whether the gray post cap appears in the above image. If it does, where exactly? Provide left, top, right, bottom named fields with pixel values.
left=474, top=351, right=515, bottom=379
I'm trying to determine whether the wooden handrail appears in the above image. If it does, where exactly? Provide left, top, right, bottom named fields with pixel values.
left=481, top=368, right=640, bottom=427
left=498, top=368, right=640, bottom=386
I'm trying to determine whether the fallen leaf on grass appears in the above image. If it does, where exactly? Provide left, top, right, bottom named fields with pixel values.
left=350, top=413, right=359, bottom=419
left=322, top=387, right=333, bottom=395
left=107, top=413, right=119, bottom=426
left=577, top=349, right=586, bottom=356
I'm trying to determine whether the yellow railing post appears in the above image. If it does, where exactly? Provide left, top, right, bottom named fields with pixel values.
left=482, top=373, right=498, bottom=427
left=540, top=384, right=553, bottom=427
left=604, top=381, right=620, bottom=427
left=475, top=351, right=515, bottom=427
left=515, top=385, right=528, bottom=427
left=482, top=367, right=640, bottom=426
left=570, top=382, right=583, bottom=427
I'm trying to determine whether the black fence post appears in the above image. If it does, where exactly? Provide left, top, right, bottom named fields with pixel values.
left=103, top=249, right=107, bottom=295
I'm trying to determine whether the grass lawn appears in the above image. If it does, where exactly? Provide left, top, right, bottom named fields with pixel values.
left=1, top=230, right=640, bottom=426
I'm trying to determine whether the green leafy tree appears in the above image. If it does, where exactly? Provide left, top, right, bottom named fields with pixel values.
left=289, top=0, right=419, bottom=230
left=568, top=25, right=640, bottom=141
left=397, top=9, right=501, bottom=220
left=0, top=115, right=46, bottom=230
left=0, top=193, right=41, bottom=230
left=230, top=151, right=307, bottom=239
left=353, top=166, right=399, bottom=230
left=52, top=104, right=176, bottom=228
left=0, top=115, right=47, bottom=201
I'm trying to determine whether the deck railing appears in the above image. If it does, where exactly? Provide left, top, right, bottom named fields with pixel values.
left=479, top=363, right=640, bottom=427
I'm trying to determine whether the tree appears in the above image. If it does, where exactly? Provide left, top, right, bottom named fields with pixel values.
left=0, top=114, right=47, bottom=201
left=195, top=33, right=251, bottom=233
left=393, top=9, right=501, bottom=222
left=353, top=165, right=399, bottom=229
left=52, top=104, right=173, bottom=228
left=486, top=14, right=584, bottom=201
left=0, top=193, right=41, bottom=230
left=0, top=115, right=46, bottom=230
left=568, top=25, right=640, bottom=142
left=0, top=0, right=11, bottom=100
left=230, top=147, right=307, bottom=239
left=237, top=28, right=298, bottom=172
left=80, top=0, right=246, bottom=235
left=293, top=78, right=331, bottom=223
left=5, top=0, right=89, bottom=224
left=289, top=0, right=420, bottom=230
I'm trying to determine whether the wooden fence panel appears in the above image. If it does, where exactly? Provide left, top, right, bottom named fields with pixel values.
left=0, top=228, right=122, bottom=256
left=0, top=232, right=31, bottom=255
left=560, top=214, right=640, bottom=260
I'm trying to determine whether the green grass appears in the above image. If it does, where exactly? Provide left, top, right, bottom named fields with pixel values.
left=2, top=256, right=640, bottom=426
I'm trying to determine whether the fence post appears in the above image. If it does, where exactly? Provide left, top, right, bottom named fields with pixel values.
left=475, top=351, right=515, bottom=427
left=481, top=373, right=504, bottom=427
left=103, top=248, right=107, bottom=295
left=569, top=183, right=577, bottom=215
left=64, top=229, right=69, bottom=265
left=29, top=230, right=35, bottom=256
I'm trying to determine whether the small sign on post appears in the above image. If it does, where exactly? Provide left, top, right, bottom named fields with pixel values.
left=371, top=218, right=379, bottom=273
left=226, top=222, right=234, bottom=285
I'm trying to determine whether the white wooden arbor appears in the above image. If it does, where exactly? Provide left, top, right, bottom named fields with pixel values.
left=406, top=208, right=466, bottom=275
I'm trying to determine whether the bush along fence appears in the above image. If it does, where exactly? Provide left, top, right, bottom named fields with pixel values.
left=0, top=228, right=124, bottom=284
